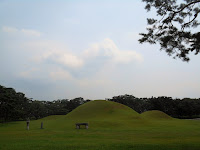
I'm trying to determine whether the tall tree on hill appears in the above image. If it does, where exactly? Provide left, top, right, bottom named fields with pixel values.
left=139, top=0, right=200, bottom=61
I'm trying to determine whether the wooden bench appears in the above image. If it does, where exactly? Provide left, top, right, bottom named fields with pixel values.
left=76, top=123, right=89, bottom=129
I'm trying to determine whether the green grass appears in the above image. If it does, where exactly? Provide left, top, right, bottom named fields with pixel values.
left=0, top=100, right=200, bottom=150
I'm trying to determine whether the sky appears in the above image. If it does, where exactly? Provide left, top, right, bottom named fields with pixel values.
left=0, top=0, right=200, bottom=101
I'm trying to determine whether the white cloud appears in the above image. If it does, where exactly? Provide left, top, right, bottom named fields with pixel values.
left=2, top=26, right=18, bottom=33
left=84, top=38, right=143, bottom=64
left=17, top=38, right=142, bottom=83
left=83, top=43, right=100, bottom=58
left=48, top=50, right=84, bottom=68
left=19, top=68, right=40, bottom=79
left=26, top=41, right=84, bottom=69
left=2, top=26, right=42, bottom=37
left=50, top=69, right=73, bottom=81
left=21, top=29, right=41, bottom=37
left=34, top=50, right=84, bottom=68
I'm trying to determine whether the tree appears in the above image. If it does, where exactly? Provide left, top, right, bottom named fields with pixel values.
left=139, top=0, right=200, bottom=61
left=67, top=97, right=85, bottom=112
left=0, top=85, right=30, bottom=122
left=108, top=94, right=148, bottom=113
left=29, top=100, right=47, bottom=119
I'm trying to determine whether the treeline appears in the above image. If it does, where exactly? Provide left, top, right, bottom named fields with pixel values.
left=1, top=85, right=200, bottom=122
left=107, top=94, right=200, bottom=119
left=0, top=85, right=90, bottom=122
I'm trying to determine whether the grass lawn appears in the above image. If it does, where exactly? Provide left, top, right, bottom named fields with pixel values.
left=0, top=100, right=200, bottom=150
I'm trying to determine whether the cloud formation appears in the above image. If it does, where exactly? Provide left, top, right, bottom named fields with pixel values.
left=19, top=68, right=40, bottom=79
left=21, top=29, right=41, bottom=37
left=19, top=38, right=143, bottom=82
left=2, top=26, right=18, bottom=33
left=2, top=26, right=42, bottom=37
left=84, top=38, right=143, bottom=64
left=2, top=26, right=143, bottom=86
left=27, top=38, right=143, bottom=74
left=41, top=50, right=84, bottom=68
left=50, top=69, right=73, bottom=81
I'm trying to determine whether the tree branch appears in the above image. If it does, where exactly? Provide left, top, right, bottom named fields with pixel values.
left=173, top=0, right=200, bottom=14
left=182, top=12, right=199, bottom=30
left=166, top=1, right=200, bottom=23
left=140, top=0, right=200, bottom=61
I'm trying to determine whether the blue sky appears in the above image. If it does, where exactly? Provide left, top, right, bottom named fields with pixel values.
left=1, top=0, right=200, bottom=100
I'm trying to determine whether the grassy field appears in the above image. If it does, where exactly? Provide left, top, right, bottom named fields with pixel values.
left=0, top=100, right=200, bottom=150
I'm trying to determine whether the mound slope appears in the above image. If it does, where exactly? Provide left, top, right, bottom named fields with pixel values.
left=141, top=110, right=172, bottom=120
left=66, top=100, right=140, bottom=120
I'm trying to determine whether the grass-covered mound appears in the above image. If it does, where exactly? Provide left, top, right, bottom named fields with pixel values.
left=66, top=100, right=140, bottom=120
left=141, top=110, right=172, bottom=120
left=65, top=100, right=143, bottom=129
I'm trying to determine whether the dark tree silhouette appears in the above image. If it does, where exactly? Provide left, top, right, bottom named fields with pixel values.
left=139, top=0, right=200, bottom=61
left=108, top=94, right=200, bottom=119
left=0, top=85, right=91, bottom=122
